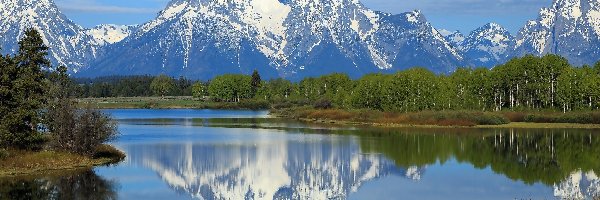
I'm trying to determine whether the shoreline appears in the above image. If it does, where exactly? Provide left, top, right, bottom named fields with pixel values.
left=77, top=97, right=269, bottom=110
left=78, top=98, right=600, bottom=129
left=294, top=117, right=600, bottom=129
left=0, top=145, right=125, bottom=178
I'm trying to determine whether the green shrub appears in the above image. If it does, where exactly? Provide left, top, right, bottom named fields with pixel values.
left=0, top=148, right=9, bottom=160
left=476, top=113, right=510, bottom=125
left=523, top=112, right=600, bottom=124
left=272, top=102, right=294, bottom=109
left=238, top=100, right=270, bottom=110
left=314, top=99, right=333, bottom=109
left=93, top=144, right=126, bottom=163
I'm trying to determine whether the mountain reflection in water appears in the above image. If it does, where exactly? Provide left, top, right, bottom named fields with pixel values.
left=2, top=110, right=600, bottom=200
left=114, top=117, right=600, bottom=199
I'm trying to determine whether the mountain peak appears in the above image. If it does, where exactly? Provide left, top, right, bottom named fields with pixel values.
left=482, top=22, right=505, bottom=30
left=514, top=0, right=600, bottom=66
left=87, top=24, right=136, bottom=46
left=442, top=30, right=465, bottom=48
left=456, top=23, right=514, bottom=67
left=88, top=0, right=463, bottom=79
left=405, top=10, right=426, bottom=23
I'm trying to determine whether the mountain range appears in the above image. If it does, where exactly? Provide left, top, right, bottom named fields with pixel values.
left=1, top=0, right=600, bottom=79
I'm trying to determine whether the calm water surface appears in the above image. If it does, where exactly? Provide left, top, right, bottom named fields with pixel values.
left=1, top=109, right=599, bottom=200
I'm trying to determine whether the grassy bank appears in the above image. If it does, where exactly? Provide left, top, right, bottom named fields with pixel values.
left=0, top=145, right=125, bottom=177
left=78, top=96, right=269, bottom=110
left=273, top=107, right=600, bottom=128
left=273, top=107, right=508, bottom=126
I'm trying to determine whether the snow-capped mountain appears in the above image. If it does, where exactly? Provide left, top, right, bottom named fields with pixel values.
left=459, top=23, right=514, bottom=67
left=514, top=0, right=600, bottom=66
left=4, top=0, right=600, bottom=78
left=440, top=30, right=465, bottom=49
left=0, top=0, right=132, bottom=72
left=0, top=0, right=88, bottom=70
left=86, top=24, right=137, bottom=46
left=83, top=0, right=463, bottom=79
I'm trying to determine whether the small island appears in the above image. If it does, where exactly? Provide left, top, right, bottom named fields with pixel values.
left=0, top=29, right=123, bottom=177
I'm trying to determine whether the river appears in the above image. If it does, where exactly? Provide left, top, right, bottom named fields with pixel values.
left=1, top=109, right=599, bottom=200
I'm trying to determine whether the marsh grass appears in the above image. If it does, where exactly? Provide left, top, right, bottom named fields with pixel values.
left=499, top=112, right=600, bottom=124
left=275, top=108, right=509, bottom=126
left=0, top=145, right=124, bottom=177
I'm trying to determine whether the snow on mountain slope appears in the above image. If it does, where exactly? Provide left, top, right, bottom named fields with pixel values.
left=84, top=0, right=464, bottom=79
left=86, top=24, right=136, bottom=46
left=460, top=23, right=514, bottom=67
left=441, top=30, right=465, bottom=48
left=0, top=0, right=133, bottom=72
left=514, top=0, right=600, bottom=66
left=0, top=0, right=88, bottom=70
left=7, top=0, right=600, bottom=78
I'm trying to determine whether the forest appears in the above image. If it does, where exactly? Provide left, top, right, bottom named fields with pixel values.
left=76, top=54, right=600, bottom=113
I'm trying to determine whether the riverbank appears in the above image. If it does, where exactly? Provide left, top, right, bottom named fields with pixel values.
left=0, top=145, right=125, bottom=177
left=272, top=107, right=600, bottom=129
left=78, top=97, right=269, bottom=110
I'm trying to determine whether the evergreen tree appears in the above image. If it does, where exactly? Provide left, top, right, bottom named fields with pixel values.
left=0, top=53, right=18, bottom=147
left=251, top=70, right=262, bottom=97
left=0, top=29, right=49, bottom=148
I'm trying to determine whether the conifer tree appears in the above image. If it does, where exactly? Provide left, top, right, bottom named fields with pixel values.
left=251, top=70, right=262, bottom=97
left=1, top=29, right=49, bottom=148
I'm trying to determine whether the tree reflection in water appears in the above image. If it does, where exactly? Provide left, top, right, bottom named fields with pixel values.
left=0, top=170, right=118, bottom=200
left=356, top=128, right=600, bottom=198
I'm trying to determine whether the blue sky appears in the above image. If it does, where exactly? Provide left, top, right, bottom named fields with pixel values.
left=54, top=0, right=552, bottom=34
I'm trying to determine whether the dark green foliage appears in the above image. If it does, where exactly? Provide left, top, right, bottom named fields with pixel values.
left=251, top=70, right=261, bottom=97
left=314, top=98, right=333, bottom=109
left=0, top=29, right=119, bottom=153
left=0, top=29, right=49, bottom=149
left=237, top=99, right=270, bottom=110
left=523, top=112, right=600, bottom=124
left=75, top=75, right=155, bottom=97
left=0, top=148, right=8, bottom=160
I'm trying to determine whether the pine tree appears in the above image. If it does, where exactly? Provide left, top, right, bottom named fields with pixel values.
left=0, top=53, right=18, bottom=147
left=251, top=70, right=261, bottom=97
left=1, top=29, right=49, bottom=148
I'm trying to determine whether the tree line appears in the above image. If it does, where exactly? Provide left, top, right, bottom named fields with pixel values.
left=73, top=55, right=599, bottom=112
left=203, top=54, right=599, bottom=112
left=74, top=75, right=193, bottom=98
left=1, top=29, right=117, bottom=153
